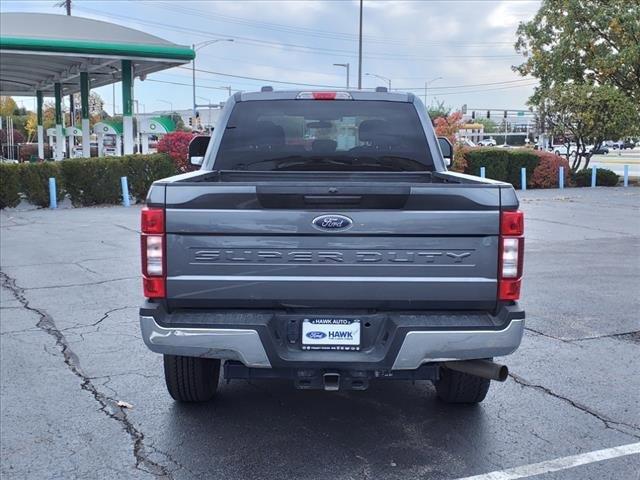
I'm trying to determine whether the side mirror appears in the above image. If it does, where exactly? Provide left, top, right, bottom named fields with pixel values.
left=438, top=137, right=453, bottom=167
left=189, top=135, right=210, bottom=166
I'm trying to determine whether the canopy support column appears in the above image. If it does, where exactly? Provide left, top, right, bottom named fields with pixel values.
left=122, top=60, right=134, bottom=155
left=80, top=72, right=91, bottom=158
left=36, top=90, right=44, bottom=159
left=54, top=83, right=64, bottom=161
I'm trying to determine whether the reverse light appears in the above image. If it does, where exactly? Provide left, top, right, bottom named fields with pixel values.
left=498, top=210, right=524, bottom=301
left=141, top=207, right=166, bottom=298
left=296, top=91, right=353, bottom=100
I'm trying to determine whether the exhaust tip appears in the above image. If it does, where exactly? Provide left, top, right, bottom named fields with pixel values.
left=496, top=365, right=509, bottom=382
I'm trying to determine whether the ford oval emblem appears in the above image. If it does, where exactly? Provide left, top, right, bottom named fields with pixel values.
left=312, top=214, right=353, bottom=232
left=306, top=331, right=327, bottom=339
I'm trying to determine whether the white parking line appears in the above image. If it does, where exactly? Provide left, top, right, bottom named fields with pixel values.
left=454, top=442, right=640, bottom=480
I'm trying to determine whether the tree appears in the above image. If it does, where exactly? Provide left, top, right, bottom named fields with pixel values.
left=25, top=113, right=38, bottom=142
left=427, top=100, right=451, bottom=121
left=473, top=118, right=498, bottom=133
left=157, top=131, right=195, bottom=172
left=515, top=0, right=640, bottom=107
left=433, top=111, right=465, bottom=144
left=0, top=96, right=17, bottom=117
left=542, top=83, right=638, bottom=172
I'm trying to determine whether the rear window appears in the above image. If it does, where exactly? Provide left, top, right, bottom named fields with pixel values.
left=213, top=100, right=433, bottom=171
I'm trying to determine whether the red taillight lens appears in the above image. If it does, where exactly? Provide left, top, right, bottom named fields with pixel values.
left=499, top=210, right=524, bottom=301
left=501, top=210, right=524, bottom=236
left=143, top=277, right=165, bottom=298
left=141, top=207, right=165, bottom=298
left=141, top=207, right=164, bottom=234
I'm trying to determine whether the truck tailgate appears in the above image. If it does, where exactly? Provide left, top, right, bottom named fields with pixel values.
left=163, top=180, right=502, bottom=310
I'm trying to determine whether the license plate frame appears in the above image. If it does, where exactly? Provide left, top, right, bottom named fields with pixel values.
left=301, top=318, right=361, bottom=351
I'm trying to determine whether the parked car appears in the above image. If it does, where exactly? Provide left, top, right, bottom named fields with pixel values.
left=139, top=88, right=525, bottom=405
left=477, top=137, right=497, bottom=147
left=587, top=145, right=609, bottom=155
left=550, top=143, right=577, bottom=156
left=611, top=140, right=635, bottom=150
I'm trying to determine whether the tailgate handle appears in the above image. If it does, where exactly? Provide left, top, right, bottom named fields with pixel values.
left=304, top=195, right=362, bottom=204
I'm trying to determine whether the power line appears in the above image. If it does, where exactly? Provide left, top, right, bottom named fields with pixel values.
left=75, top=6, right=521, bottom=62
left=183, top=65, right=536, bottom=92
left=147, top=74, right=538, bottom=98
left=155, top=2, right=514, bottom=49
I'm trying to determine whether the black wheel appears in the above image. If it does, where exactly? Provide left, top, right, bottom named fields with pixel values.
left=435, top=366, right=490, bottom=404
left=163, top=355, right=220, bottom=402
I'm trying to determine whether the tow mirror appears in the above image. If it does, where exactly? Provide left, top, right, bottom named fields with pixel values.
left=438, top=137, right=453, bottom=167
left=189, top=135, right=210, bottom=166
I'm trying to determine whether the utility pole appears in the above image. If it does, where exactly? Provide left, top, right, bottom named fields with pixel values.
left=358, top=0, right=363, bottom=90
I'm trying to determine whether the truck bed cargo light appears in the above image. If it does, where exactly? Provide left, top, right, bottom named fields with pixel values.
left=296, top=91, right=353, bottom=100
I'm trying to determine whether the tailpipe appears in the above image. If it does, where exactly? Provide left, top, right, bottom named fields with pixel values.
left=443, top=360, right=509, bottom=382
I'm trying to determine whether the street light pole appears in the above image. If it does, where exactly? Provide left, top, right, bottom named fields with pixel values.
left=424, top=76, right=443, bottom=106
left=358, top=0, right=363, bottom=89
left=192, top=39, right=234, bottom=118
left=333, top=63, right=350, bottom=89
left=365, top=72, right=391, bottom=90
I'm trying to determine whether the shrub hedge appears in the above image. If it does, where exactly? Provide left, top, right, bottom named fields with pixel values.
left=530, top=151, right=571, bottom=188
left=463, top=148, right=540, bottom=188
left=573, top=167, right=619, bottom=187
left=0, top=164, right=21, bottom=209
left=20, top=162, right=65, bottom=207
left=0, top=153, right=176, bottom=209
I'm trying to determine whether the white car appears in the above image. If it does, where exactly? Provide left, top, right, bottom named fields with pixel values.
left=550, top=144, right=577, bottom=156
left=478, top=138, right=497, bottom=147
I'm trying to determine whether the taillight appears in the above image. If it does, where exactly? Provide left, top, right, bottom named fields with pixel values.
left=499, top=210, right=524, bottom=301
left=141, top=207, right=165, bottom=298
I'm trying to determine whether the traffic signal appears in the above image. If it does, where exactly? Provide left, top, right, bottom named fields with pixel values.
left=188, top=117, right=193, bottom=127
left=471, top=111, right=475, bottom=120
left=487, top=110, right=491, bottom=119
left=504, top=110, right=508, bottom=118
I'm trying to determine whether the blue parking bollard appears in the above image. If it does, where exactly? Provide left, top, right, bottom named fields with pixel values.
left=521, top=167, right=527, bottom=191
left=120, top=176, right=130, bottom=207
left=48, top=177, right=57, bottom=209
left=591, top=166, right=597, bottom=187
left=480, top=167, right=486, bottom=178
left=624, top=165, right=629, bottom=187
left=559, top=166, right=564, bottom=189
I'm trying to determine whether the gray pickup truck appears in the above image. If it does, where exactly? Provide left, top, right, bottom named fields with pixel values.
left=140, top=88, right=525, bottom=404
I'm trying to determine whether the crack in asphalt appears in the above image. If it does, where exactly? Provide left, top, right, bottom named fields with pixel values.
left=61, top=306, right=137, bottom=333
left=509, top=373, right=640, bottom=440
left=22, top=276, right=138, bottom=291
left=0, top=271, right=176, bottom=479
left=572, top=330, right=640, bottom=343
left=524, top=326, right=574, bottom=344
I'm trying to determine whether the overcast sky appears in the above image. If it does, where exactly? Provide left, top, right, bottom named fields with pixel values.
left=2, top=0, right=541, bottom=115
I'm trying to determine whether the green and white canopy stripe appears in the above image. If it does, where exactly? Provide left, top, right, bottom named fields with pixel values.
left=139, top=116, right=177, bottom=134
left=93, top=121, right=123, bottom=136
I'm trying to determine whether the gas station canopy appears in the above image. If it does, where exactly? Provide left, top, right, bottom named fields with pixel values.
left=0, top=12, right=194, bottom=160
left=0, top=12, right=194, bottom=96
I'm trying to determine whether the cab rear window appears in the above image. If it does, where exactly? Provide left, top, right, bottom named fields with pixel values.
left=213, top=100, right=433, bottom=172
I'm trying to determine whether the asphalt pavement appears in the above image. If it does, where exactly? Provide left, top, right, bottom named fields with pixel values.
left=1, top=187, right=639, bottom=480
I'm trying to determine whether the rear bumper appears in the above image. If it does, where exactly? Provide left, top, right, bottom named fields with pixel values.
left=140, top=303, right=524, bottom=370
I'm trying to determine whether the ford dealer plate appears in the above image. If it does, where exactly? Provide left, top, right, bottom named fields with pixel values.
left=302, top=318, right=361, bottom=351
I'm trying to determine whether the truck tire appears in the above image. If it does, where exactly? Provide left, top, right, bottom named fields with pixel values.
left=435, top=366, right=490, bottom=404
left=163, top=355, right=220, bottom=402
